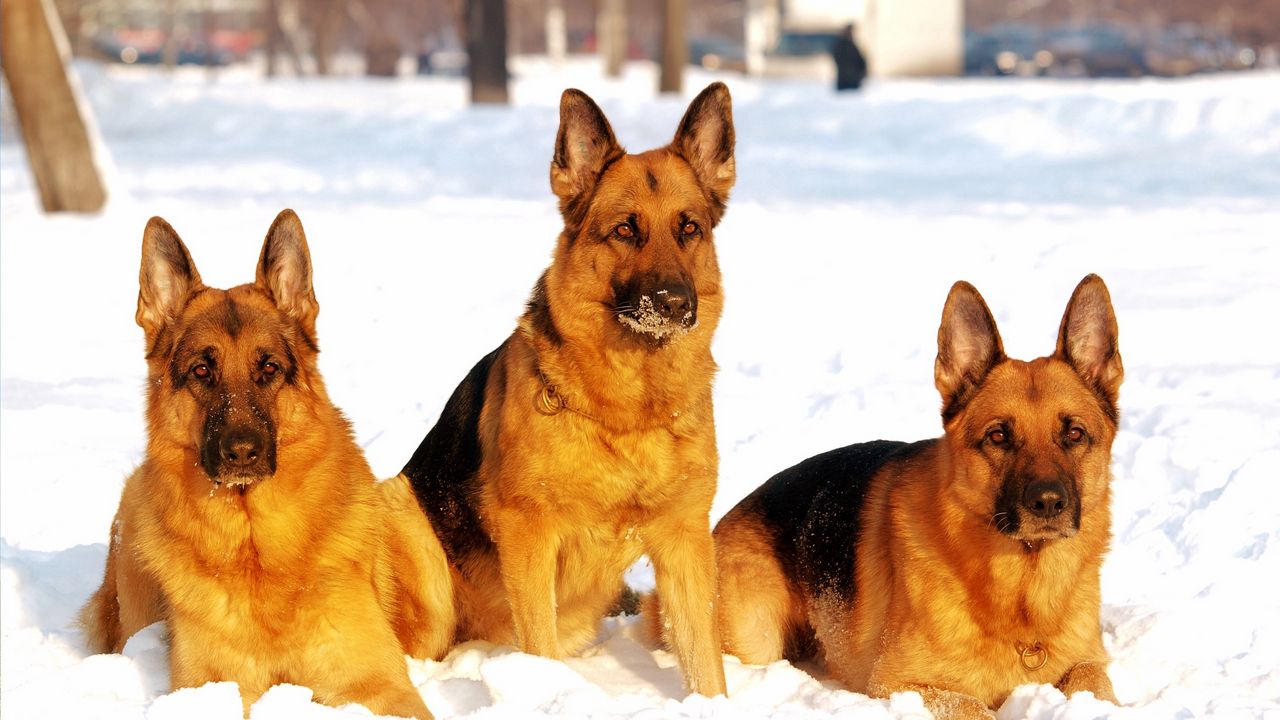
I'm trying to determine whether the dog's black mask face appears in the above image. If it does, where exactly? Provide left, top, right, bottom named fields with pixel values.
left=169, top=293, right=300, bottom=488
left=546, top=83, right=735, bottom=351
left=137, top=210, right=320, bottom=492
left=935, top=275, right=1123, bottom=550
left=611, top=273, right=699, bottom=347
left=989, top=443, right=1083, bottom=542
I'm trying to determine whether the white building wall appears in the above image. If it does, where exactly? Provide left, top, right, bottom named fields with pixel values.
left=865, top=0, right=963, bottom=76
left=785, top=0, right=864, bottom=28
left=768, top=0, right=963, bottom=77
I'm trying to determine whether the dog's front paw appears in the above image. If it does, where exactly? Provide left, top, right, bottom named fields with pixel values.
left=873, top=683, right=995, bottom=720
left=1057, top=660, right=1117, bottom=704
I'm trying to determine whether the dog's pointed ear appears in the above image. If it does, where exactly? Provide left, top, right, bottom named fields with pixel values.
left=550, top=89, right=624, bottom=206
left=672, top=82, right=735, bottom=210
left=137, top=216, right=203, bottom=341
left=255, top=209, right=319, bottom=337
left=935, top=281, right=1006, bottom=420
left=1055, top=274, right=1123, bottom=408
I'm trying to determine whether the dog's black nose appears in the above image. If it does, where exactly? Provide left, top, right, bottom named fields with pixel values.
left=654, top=287, right=693, bottom=322
left=1022, top=479, right=1070, bottom=519
left=219, top=428, right=265, bottom=469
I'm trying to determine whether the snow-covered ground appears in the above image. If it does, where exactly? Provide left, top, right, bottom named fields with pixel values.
left=2, top=59, right=1279, bottom=719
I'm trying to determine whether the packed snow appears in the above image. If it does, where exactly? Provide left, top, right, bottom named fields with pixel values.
left=2, top=58, right=1278, bottom=719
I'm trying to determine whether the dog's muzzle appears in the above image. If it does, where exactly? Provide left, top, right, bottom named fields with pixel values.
left=1015, top=477, right=1078, bottom=541
left=201, top=424, right=276, bottom=485
left=616, top=281, right=698, bottom=343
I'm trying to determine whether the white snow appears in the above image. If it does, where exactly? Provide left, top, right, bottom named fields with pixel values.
left=2, top=58, right=1278, bottom=719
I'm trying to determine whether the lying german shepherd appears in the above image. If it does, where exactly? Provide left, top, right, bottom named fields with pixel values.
left=398, top=83, right=735, bottom=696
left=80, top=211, right=453, bottom=718
left=712, top=275, right=1123, bottom=717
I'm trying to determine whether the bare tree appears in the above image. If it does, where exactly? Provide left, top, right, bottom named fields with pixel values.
left=310, top=0, right=344, bottom=75
left=353, top=0, right=406, bottom=76
left=598, top=0, right=625, bottom=77
left=467, top=0, right=509, bottom=103
left=265, top=0, right=283, bottom=75
left=264, top=0, right=307, bottom=76
left=658, top=0, right=685, bottom=93
left=547, top=0, right=567, bottom=67
left=162, top=0, right=180, bottom=69
left=1, top=0, right=107, bottom=212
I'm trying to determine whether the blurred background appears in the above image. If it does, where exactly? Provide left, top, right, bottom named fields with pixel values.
left=26, top=0, right=1280, bottom=83
left=5, top=0, right=1277, bottom=216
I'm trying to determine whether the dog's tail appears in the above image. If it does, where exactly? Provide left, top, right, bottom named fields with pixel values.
left=608, top=584, right=642, bottom=618
left=375, top=473, right=458, bottom=661
left=79, top=514, right=123, bottom=654
left=636, top=591, right=669, bottom=649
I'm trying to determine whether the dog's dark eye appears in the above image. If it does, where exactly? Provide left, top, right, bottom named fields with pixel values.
left=191, top=363, right=211, bottom=380
left=987, top=428, right=1008, bottom=445
left=1066, top=426, right=1086, bottom=444
left=615, top=224, right=634, bottom=239
left=262, top=361, right=280, bottom=378
left=681, top=221, right=699, bottom=236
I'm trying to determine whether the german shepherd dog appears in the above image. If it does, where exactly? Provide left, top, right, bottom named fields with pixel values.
left=80, top=211, right=453, bottom=719
left=711, top=275, right=1123, bottom=718
left=398, top=83, right=735, bottom=696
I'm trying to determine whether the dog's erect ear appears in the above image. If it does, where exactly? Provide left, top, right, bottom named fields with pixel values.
left=255, top=209, right=319, bottom=337
left=137, top=216, right=203, bottom=341
left=1055, top=274, right=1123, bottom=410
left=550, top=89, right=624, bottom=206
left=672, top=82, right=735, bottom=211
left=935, top=281, right=1006, bottom=420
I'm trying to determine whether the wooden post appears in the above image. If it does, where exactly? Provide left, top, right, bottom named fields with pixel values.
left=1, top=0, right=108, bottom=213
left=466, top=0, right=509, bottom=104
left=658, top=0, right=685, bottom=93
left=312, top=0, right=342, bottom=75
left=161, top=0, right=180, bottom=69
left=546, top=0, right=566, bottom=68
left=265, top=0, right=283, bottom=75
left=597, top=0, right=624, bottom=77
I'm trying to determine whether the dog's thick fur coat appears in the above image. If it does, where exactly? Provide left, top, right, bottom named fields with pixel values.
left=80, top=211, right=453, bottom=718
left=711, top=275, right=1123, bottom=718
left=399, top=83, right=736, bottom=696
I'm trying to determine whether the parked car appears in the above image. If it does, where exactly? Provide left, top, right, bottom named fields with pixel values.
left=762, top=29, right=839, bottom=79
left=1145, top=24, right=1259, bottom=75
left=1045, top=25, right=1147, bottom=77
left=92, top=33, right=231, bottom=67
left=965, top=24, right=1052, bottom=76
left=1142, top=27, right=1207, bottom=76
left=688, top=36, right=746, bottom=73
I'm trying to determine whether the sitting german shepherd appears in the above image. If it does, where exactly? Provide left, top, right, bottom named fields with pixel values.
left=712, top=275, right=1123, bottom=718
left=80, top=211, right=453, bottom=719
left=398, top=83, right=736, bottom=696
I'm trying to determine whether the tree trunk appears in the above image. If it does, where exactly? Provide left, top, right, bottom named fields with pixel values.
left=263, top=0, right=307, bottom=76
left=348, top=0, right=400, bottom=77
left=546, top=0, right=566, bottom=68
left=597, top=0, right=624, bottom=77
left=312, top=0, right=342, bottom=76
left=202, top=3, right=218, bottom=71
left=161, top=0, right=180, bottom=69
left=466, top=0, right=508, bottom=104
left=1, top=0, right=108, bottom=212
left=364, top=36, right=400, bottom=76
left=277, top=0, right=309, bottom=75
left=658, top=0, right=685, bottom=93
left=264, top=0, right=282, bottom=75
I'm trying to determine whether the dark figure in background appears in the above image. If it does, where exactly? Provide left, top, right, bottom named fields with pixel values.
left=833, top=24, right=868, bottom=91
